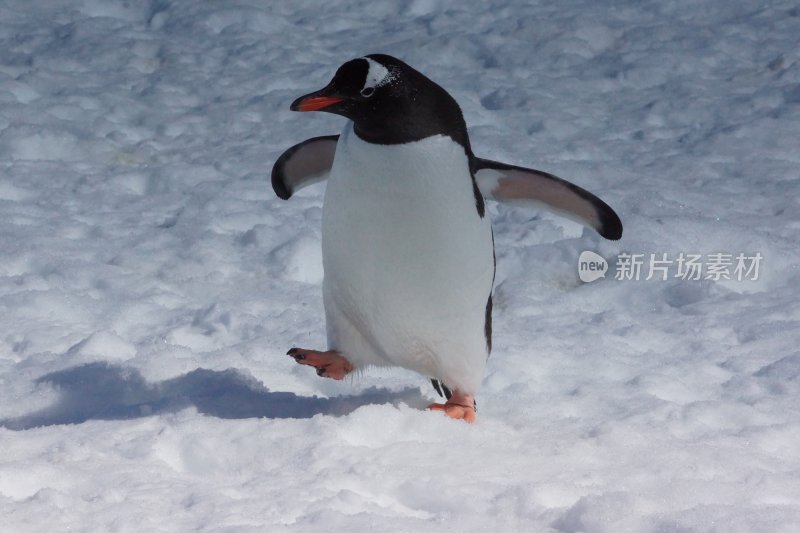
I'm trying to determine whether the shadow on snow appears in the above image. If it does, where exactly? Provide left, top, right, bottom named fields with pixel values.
left=0, top=362, right=426, bottom=431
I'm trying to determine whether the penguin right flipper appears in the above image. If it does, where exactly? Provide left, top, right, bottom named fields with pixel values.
left=474, top=158, right=623, bottom=240
left=271, top=135, right=339, bottom=200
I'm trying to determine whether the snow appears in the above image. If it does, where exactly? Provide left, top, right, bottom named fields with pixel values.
left=1, top=0, right=799, bottom=531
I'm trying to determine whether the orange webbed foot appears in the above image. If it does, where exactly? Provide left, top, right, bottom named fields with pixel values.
left=428, top=390, right=476, bottom=423
left=287, top=348, right=353, bottom=380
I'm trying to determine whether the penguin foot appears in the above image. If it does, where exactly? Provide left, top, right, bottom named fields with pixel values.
left=428, top=390, right=475, bottom=423
left=287, top=348, right=353, bottom=380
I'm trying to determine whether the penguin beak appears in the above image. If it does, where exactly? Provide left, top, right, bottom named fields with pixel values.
left=291, top=89, right=344, bottom=112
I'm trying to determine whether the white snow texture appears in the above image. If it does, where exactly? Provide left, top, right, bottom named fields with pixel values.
left=1, top=1, right=799, bottom=531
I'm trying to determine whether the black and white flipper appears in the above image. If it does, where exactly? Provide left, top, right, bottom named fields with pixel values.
left=473, top=158, right=623, bottom=240
left=271, top=135, right=339, bottom=200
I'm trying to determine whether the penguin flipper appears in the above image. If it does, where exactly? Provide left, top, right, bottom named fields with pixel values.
left=474, top=158, right=623, bottom=240
left=271, top=135, right=339, bottom=200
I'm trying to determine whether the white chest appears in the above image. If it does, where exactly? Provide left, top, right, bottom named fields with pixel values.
left=322, top=123, right=493, bottom=291
left=321, top=123, right=494, bottom=366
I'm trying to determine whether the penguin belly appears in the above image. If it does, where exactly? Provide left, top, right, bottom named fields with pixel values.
left=321, top=123, right=494, bottom=394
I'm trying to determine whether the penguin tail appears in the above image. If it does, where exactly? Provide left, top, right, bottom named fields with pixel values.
left=430, top=379, right=452, bottom=399
left=430, top=379, right=478, bottom=412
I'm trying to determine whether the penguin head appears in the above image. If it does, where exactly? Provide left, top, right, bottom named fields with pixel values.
left=290, top=54, right=470, bottom=149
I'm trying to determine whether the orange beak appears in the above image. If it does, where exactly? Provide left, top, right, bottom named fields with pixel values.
left=291, top=94, right=344, bottom=112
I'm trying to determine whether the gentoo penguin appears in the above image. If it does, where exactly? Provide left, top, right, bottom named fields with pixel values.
left=272, top=54, right=622, bottom=422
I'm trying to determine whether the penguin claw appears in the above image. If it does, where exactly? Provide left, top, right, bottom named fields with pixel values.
left=287, top=347, right=353, bottom=380
left=287, top=348, right=305, bottom=361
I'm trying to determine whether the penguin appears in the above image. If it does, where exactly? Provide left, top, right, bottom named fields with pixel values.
left=272, top=54, right=622, bottom=422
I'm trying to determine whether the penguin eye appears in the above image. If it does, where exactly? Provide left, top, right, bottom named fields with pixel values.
left=360, top=87, right=375, bottom=98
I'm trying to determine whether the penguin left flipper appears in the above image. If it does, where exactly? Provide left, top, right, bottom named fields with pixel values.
left=473, top=158, right=623, bottom=241
left=271, top=135, right=339, bottom=200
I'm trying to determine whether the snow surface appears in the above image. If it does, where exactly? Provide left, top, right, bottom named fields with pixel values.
left=1, top=0, right=800, bottom=531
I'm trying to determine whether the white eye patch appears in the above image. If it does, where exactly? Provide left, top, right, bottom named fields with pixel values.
left=362, top=57, right=394, bottom=91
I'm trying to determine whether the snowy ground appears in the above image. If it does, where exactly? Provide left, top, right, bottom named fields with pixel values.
left=1, top=0, right=800, bottom=531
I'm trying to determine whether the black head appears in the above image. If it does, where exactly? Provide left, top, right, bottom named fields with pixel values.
left=291, top=54, right=471, bottom=151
